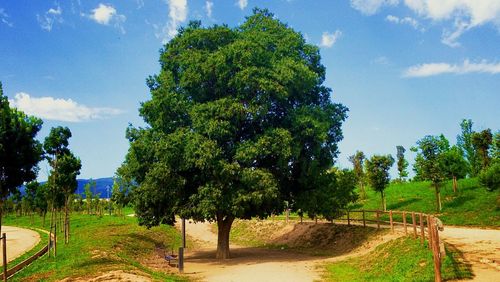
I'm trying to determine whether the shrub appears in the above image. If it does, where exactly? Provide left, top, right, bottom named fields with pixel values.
left=478, top=162, right=500, bottom=191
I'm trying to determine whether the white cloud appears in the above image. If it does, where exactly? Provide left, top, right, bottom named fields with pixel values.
left=37, top=5, right=63, bottom=31
left=0, top=9, right=13, bottom=27
left=237, top=0, right=248, bottom=10
left=88, top=4, right=126, bottom=33
left=372, top=56, right=390, bottom=65
left=403, top=0, right=500, bottom=47
left=319, top=30, right=342, bottom=48
left=386, top=14, right=423, bottom=31
left=403, top=59, right=500, bottom=77
left=9, top=93, right=123, bottom=122
left=153, top=0, right=188, bottom=43
left=350, top=0, right=399, bottom=15
left=136, top=0, right=145, bottom=9
left=205, top=1, right=214, bottom=19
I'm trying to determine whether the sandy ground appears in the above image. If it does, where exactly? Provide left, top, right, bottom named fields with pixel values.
left=0, top=226, right=40, bottom=266
left=176, top=220, right=400, bottom=282
left=440, top=226, right=500, bottom=281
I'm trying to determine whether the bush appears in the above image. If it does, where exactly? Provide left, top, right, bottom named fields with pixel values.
left=478, top=162, right=500, bottom=191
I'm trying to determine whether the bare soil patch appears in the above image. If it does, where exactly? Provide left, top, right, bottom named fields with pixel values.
left=0, top=226, right=40, bottom=265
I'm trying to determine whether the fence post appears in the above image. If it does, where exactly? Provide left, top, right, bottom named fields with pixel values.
left=362, top=210, right=366, bottom=227
left=430, top=218, right=442, bottom=282
left=376, top=211, right=380, bottom=229
left=389, top=210, right=394, bottom=233
left=420, top=213, right=425, bottom=245
left=178, top=247, right=184, bottom=273
left=2, top=233, right=6, bottom=282
left=347, top=210, right=350, bottom=226
left=427, top=215, right=432, bottom=250
left=403, top=211, right=407, bottom=234
left=412, top=212, right=417, bottom=239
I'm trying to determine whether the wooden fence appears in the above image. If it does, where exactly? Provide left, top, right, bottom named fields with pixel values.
left=0, top=229, right=53, bottom=281
left=339, top=209, right=444, bottom=282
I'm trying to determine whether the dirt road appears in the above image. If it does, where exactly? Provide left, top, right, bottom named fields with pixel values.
left=176, top=220, right=400, bottom=282
left=0, top=226, right=40, bottom=265
left=441, top=226, right=500, bottom=281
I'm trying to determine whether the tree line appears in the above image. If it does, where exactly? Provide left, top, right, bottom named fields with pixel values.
left=348, top=119, right=500, bottom=212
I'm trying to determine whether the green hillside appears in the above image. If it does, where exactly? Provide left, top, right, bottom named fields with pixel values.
left=349, top=178, right=500, bottom=227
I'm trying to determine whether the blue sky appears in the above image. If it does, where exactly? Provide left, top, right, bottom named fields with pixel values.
left=1, top=0, right=499, bottom=180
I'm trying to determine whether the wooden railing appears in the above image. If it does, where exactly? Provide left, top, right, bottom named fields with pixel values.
left=338, top=209, right=444, bottom=282
left=0, top=229, right=53, bottom=280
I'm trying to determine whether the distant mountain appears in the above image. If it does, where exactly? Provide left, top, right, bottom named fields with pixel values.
left=75, top=177, right=115, bottom=198
left=18, top=177, right=115, bottom=199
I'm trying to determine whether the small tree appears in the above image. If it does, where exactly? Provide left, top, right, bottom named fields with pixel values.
left=441, top=145, right=468, bottom=192
left=0, top=82, right=44, bottom=235
left=492, top=131, right=500, bottom=162
left=348, top=151, right=366, bottom=199
left=365, top=154, right=394, bottom=211
left=472, top=129, right=493, bottom=171
left=396, top=146, right=409, bottom=181
left=84, top=180, right=96, bottom=215
left=457, top=119, right=479, bottom=177
left=478, top=162, right=500, bottom=191
left=412, top=135, right=449, bottom=212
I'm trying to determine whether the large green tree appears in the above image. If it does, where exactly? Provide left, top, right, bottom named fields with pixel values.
left=0, top=82, right=44, bottom=234
left=119, top=9, right=348, bottom=259
left=365, top=154, right=394, bottom=211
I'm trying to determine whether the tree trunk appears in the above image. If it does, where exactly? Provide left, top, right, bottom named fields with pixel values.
left=453, top=176, right=457, bottom=193
left=216, top=214, right=234, bottom=259
left=381, top=191, right=386, bottom=211
left=435, top=185, right=442, bottom=212
left=0, top=200, right=3, bottom=238
left=360, top=183, right=366, bottom=200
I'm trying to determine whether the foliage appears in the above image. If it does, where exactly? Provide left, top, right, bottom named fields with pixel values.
left=396, top=145, right=408, bottom=180
left=119, top=9, right=347, bottom=258
left=440, top=145, right=468, bottom=179
left=492, top=131, right=500, bottom=161
left=478, top=162, right=500, bottom=191
left=457, top=119, right=479, bottom=177
left=348, top=151, right=366, bottom=198
left=84, top=179, right=96, bottom=214
left=0, top=81, right=44, bottom=233
left=365, top=154, right=394, bottom=211
left=471, top=129, right=493, bottom=170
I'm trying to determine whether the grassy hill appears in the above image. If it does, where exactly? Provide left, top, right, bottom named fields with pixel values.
left=349, top=178, right=500, bottom=227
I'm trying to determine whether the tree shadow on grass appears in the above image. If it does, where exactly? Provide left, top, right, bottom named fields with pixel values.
left=444, top=195, right=473, bottom=209
left=184, top=223, right=386, bottom=267
left=387, top=198, right=421, bottom=210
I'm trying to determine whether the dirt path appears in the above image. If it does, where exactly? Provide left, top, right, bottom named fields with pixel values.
left=0, top=226, right=40, bottom=265
left=440, top=226, right=500, bottom=281
left=177, top=221, right=400, bottom=282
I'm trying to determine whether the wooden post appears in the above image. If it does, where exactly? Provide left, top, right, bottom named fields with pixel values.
left=178, top=247, right=184, bottom=273
left=430, top=218, right=442, bottom=282
left=420, top=213, right=425, bottom=245
left=403, top=211, right=407, bottom=234
left=389, top=210, right=394, bottom=233
left=286, top=209, right=290, bottom=224
left=347, top=210, right=350, bottom=226
left=376, top=211, right=380, bottom=229
left=453, top=176, right=457, bottom=193
left=412, top=212, right=417, bottom=239
left=427, top=215, right=432, bottom=250
left=362, top=210, right=366, bottom=227
left=2, top=233, right=7, bottom=282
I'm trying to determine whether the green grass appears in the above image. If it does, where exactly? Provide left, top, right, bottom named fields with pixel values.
left=3, top=213, right=186, bottom=281
left=349, top=178, right=500, bottom=227
left=324, top=237, right=472, bottom=282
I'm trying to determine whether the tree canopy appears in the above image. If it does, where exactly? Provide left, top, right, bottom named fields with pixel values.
left=0, top=82, right=44, bottom=233
left=119, top=9, right=348, bottom=259
left=365, top=154, right=394, bottom=211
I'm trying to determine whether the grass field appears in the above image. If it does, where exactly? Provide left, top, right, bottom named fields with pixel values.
left=3, top=212, right=186, bottom=281
left=324, top=236, right=473, bottom=282
left=349, top=178, right=500, bottom=227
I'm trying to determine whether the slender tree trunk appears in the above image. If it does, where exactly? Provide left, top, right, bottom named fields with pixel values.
left=360, top=183, right=366, bottom=200
left=216, top=214, right=234, bottom=259
left=0, top=200, right=3, bottom=238
left=381, top=191, right=386, bottom=211
left=64, top=197, right=69, bottom=244
left=453, top=176, right=457, bottom=193
left=435, top=185, right=442, bottom=212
